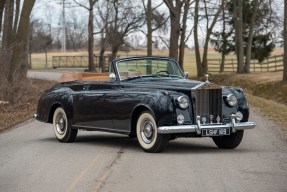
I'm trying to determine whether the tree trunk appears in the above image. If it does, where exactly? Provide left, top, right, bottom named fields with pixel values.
left=234, top=0, right=244, bottom=73
left=194, top=0, right=204, bottom=77
left=99, top=47, right=105, bottom=72
left=0, top=0, right=5, bottom=35
left=2, top=0, right=13, bottom=48
left=8, top=0, right=36, bottom=82
left=169, top=12, right=180, bottom=60
left=19, top=23, right=30, bottom=78
left=220, top=2, right=226, bottom=73
left=164, top=0, right=183, bottom=61
left=99, top=32, right=106, bottom=72
left=202, top=2, right=223, bottom=74
left=111, top=45, right=119, bottom=61
left=146, top=0, right=153, bottom=56
left=284, top=0, right=287, bottom=82
left=244, top=0, right=259, bottom=73
left=88, top=0, right=95, bottom=72
left=178, top=0, right=190, bottom=70
left=13, top=0, right=20, bottom=35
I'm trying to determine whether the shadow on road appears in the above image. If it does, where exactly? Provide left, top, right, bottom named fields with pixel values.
left=38, top=132, right=253, bottom=154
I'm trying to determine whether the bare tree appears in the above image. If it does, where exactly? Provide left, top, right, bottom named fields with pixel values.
left=193, top=0, right=223, bottom=77
left=284, top=0, right=287, bottom=82
left=7, top=0, right=36, bottom=82
left=74, top=0, right=98, bottom=72
left=94, top=0, right=112, bottom=71
left=178, top=0, right=191, bottom=70
left=142, top=0, right=168, bottom=56
left=109, top=0, right=144, bottom=60
left=66, top=11, right=87, bottom=50
left=163, top=0, right=183, bottom=61
left=30, top=19, right=53, bottom=53
left=163, top=0, right=192, bottom=70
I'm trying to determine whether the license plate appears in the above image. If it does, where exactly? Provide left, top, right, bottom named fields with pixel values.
left=202, top=128, right=230, bottom=136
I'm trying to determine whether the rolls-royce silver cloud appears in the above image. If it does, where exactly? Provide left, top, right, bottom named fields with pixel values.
left=35, top=56, right=256, bottom=152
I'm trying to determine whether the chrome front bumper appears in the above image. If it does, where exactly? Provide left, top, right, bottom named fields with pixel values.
left=158, top=114, right=256, bottom=134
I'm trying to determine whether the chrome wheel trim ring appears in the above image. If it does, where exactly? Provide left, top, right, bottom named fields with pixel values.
left=56, top=114, right=66, bottom=135
left=53, top=108, right=68, bottom=140
left=140, top=119, right=155, bottom=144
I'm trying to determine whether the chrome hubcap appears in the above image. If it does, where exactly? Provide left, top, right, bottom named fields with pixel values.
left=56, top=114, right=66, bottom=135
left=140, top=120, right=155, bottom=144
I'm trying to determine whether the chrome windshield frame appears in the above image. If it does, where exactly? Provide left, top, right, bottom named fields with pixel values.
left=114, top=57, right=185, bottom=81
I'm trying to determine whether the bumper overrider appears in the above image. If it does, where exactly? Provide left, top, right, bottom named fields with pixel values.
left=158, top=114, right=256, bottom=134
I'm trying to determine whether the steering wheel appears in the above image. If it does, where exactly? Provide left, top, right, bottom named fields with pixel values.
left=155, top=70, right=170, bottom=75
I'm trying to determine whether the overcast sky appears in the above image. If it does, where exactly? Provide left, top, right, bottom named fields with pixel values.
left=32, top=0, right=284, bottom=48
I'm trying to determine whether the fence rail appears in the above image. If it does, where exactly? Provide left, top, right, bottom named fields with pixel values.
left=208, top=54, right=284, bottom=73
left=52, top=55, right=112, bottom=71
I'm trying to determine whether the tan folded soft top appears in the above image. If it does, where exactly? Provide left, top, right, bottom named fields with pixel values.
left=59, top=72, right=109, bottom=82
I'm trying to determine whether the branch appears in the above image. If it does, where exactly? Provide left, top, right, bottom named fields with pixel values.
left=73, top=0, right=89, bottom=10
left=163, top=0, right=176, bottom=16
left=157, top=35, right=170, bottom=48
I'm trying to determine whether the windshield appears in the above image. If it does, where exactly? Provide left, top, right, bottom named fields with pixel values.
left=116, top=58, right=184, bottom=80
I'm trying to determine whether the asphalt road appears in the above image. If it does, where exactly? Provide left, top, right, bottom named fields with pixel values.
left=1, top=108, right=287, bottom=192
left=27, top=70, right=63, bottom=81
left=0, top=71, right=286, bottom=192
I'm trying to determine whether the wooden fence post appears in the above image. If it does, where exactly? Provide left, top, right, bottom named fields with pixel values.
left=275, top=55, right=277, bottom=72
left=267, top=58, right=269, bottom=72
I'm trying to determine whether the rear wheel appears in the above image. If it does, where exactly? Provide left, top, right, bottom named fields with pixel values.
left=212, top=130, right=244, bottom=149
left=136, top=111, right=169, bottom=153
left=53, top=107, right=78, bottom=143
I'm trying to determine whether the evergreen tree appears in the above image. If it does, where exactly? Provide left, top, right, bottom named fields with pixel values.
left=211, top=0, right=275, bottom=72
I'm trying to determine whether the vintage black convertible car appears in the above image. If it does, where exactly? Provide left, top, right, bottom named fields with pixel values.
left=35, top=56, right=256, bottom=152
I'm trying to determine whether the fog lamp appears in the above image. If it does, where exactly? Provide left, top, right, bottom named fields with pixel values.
left=235, top=111, right=243, bottom=121
left=177, top=114, right=185, bottom=125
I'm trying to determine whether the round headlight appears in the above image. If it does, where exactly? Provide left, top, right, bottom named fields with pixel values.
left=177, top=96, right=189, bottom=109
left=226, top=94, right=238, bottom=106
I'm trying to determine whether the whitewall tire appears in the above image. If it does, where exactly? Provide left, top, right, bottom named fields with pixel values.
left=136, top=111, right=169, bottom=153
left=53, top=107, right=77, bottom=143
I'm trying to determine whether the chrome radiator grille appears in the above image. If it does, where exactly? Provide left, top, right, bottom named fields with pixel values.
left=195, top=87, right=222, bottom=124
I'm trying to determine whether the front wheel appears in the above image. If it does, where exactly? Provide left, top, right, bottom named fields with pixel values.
left=53, top=107, right=78, bottom=143
left=212, top=130, right=244, bottom=149
left=136, top=111, right=169, bottom=153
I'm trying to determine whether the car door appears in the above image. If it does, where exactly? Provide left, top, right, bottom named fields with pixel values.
left=72, top=82, right=116, bottom=130
left=72, top=82, right=141, bottom=133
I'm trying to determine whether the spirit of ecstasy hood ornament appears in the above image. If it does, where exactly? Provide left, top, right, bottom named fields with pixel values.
left=204, top=74, right=210, bottom=83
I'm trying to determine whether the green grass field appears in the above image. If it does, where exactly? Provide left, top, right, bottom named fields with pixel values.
left=31, top=48, right=284, bottom=76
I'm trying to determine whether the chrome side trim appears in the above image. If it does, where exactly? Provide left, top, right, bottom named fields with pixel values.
left=72, top=124, right=130, bottom=134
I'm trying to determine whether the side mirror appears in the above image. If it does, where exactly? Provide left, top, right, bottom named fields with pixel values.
left=184, top=72, right=189, bottom=78
left=109, top=73, right=116, bottom=80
